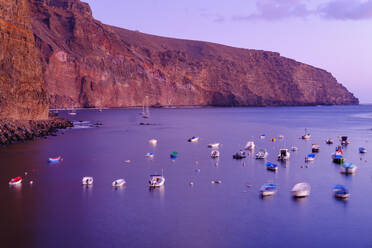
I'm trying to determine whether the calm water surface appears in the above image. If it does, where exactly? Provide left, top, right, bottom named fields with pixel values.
left=2, top=105, right=372, bottom=248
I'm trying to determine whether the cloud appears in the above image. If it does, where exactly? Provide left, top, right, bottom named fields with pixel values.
left=318, top=0, right=372, bottom=20
left=233, top=0, right=372, bottom=21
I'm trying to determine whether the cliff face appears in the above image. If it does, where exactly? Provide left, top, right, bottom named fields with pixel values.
left=0, top=0, right=48, bottom=120
left=29, top=0, right=358, bottom=108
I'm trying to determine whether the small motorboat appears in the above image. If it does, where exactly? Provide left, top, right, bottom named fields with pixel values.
left=211, top=180, right=222, bottom=184
left=255, top=149, right=268, bottom=159
left=260, top=134, right=266, bottom=139
left=312, top=144, right=320, bottom=153
left=112, top=179, right=126, bottom=187
left=188, top=136, right=199, bottom=142
left=333, top=185, right=350, bottom=199
left=145, top=152, right=154, bottom=158
left=149, top=175, right=165, bottom=187
left=359, top=147, right=367, bottom=153
left=292, top=182, right=311, bottom=198
left=325, top=138, right=333, bottom=144
left=149, top=139, right=158, bottom=145
left=305, top=153, right=315, bottom=162
left=260, top=183, right=277, bottom=196
left=208, top=143, right=220, bottom=149
left=210, top=150, right=220, bottom=158
left=340, top=163, right=357, bottom=174
left=291, top=146, right=298, bottom=152
left=170, top=152, right=178, bottom=159
left=278, top=134, right=284, bottom=139
left=9, top=176, right=22, bottom=185
left=245, top=141, right=255, bottom=150
left=301, top=129, right=311, bottom=139
left=277, top=149, right=290, bottom=161
left=340, top=136, right=350, bottom=146
left=233, top=150, right=246, bottom=159
left=82, top=177, right=93, bottom=185
left=48, top=156, right=62, bottom=163
left=332, top=154, right=344, bottom=164
left=266, top=162, right=278, bottom=172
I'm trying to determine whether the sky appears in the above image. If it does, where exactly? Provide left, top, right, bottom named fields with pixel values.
left=84, top=0, right=372, bottom=103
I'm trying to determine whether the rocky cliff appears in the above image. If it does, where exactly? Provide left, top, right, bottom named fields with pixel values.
left=0, top=0, right=49, bottom=120
left=29, top=0, right=358, bottom=108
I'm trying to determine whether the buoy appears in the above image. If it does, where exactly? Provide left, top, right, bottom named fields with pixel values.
left=25, top=172, right=28, bottom=175
left=30, top=181, right=33, bottom=185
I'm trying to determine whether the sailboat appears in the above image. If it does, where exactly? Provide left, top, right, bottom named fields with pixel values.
left=142, top=96, right=150, bottom=119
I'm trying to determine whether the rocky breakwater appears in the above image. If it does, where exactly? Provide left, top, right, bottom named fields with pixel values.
left=0, top=117, right=73, bottom=145
left=29, top=0, right=358, bottom=108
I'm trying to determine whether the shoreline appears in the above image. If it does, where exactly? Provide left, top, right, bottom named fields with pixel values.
left=0, top=117, right=73, bottom=145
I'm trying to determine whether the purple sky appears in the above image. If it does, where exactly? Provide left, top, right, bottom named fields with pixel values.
left=84, top=0, right=372, bottom=103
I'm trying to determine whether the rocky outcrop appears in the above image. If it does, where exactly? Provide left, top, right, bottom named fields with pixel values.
left=0, top=0, right=49, bottom=120
left=29, top=0, right=358, bottom=107
left=0, top=117, right=73, bottom=145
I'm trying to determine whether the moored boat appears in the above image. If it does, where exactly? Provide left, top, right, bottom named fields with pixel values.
left=312, top=144, right=320, bottom=153
left=359, top=147, right=367, bottom=153
left=149, top=139, right=158, bottom=145
left=9, top=176, right=22, bottom=185
left=208, top=143, right=220, bottom=149
left=301, top=129, right=311, bottom=139
left=325, top=138, right=333, bottom=144
left=145, top=152, right=154, bottom=158
left=305, top=153, right=315, bottom=162
left=245, top=141, right=255, bottom=150
left=266, top=162, right=278, bottom=171
left=291, top=146, right=298, bottom=151
left=256, top=149, right=268, bottom=159
left=340, top=163, right=357, bottom=174
left=82, top=177, right=93, bottom=185
left=260, top=134, right=266, bottom=139
left=233, top=150, right=246, bottom=159
left=48, top=156, right=62, bottom=163
left=260, top=183, right=277, bottom=196
left=170, top=152, right=178, bottom=159
left=291, top=182, right=311, bottom=198
left=277, top=149, right=290, bottom=161
left=340, top=136, right=349, bottom=146
left=332, top=154, right=344, bottom=164
left=149, top=175, right=165, bottom=187
left=210, top=150, right=220, bottom=158
left=112, top=179, right=126, bottom=187
left=188, top=136, right=199, bottom=142
left=333, top=185, right=350, bottom=199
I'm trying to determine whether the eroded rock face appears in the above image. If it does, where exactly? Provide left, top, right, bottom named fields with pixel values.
left=0, top=0, right=48, bottom=120
left=29, top=0, right=359, bottom=108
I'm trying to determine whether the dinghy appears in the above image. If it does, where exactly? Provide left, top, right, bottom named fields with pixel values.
left=325, top=138, right=333, bottom=144
left=312, top=144, right=320, bottom=153
left=359, top=147, right=367, bottom=153
left=333, top=185, right=350, bottom=199
left=260, top=134, right=266, bottom=139
left=170, top=152, right=178, bottom=159
left=260, top=183, right=277, bottom=196
left=149, top=175, right=165, bottom=187
left=145, top=152, right=154, bottom=158
left=277, top=149, right=290, bottom=161
left=9, top=176, right=22, bottom=185
left=188, top=136, right=199, bottom=142
left=82, top=177, right=93, bottom=185
left=255, top=149, right=268, bottom=159
left=340, top=163, right=357, bottom=174
left=112, top=179, right=126, bottom=187
left=305, top=153, right=315, bottom=162
left=48, top=156, right=62, bottom=163
left=278, top=134, right=284, bottom=139
left=266, top=162, right=278, bottom=172
left=210, top=150, right=220, bottom=158
left=340, top=136, right=350, bottom=146
left=149, top=139, right=158, bottom=145
left=291, top=146, right=298, bottom=152
left=292, top=182, right=311, bottom=198
left=245, top=141, right=255, bottom=150
left=233, top=150, right=246, bottom=159
left=208, top=143, right=220, bottom=149
left=301, top=128, right=311, bottom=139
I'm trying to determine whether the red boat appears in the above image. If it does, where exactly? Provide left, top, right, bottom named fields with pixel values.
left=9, top=176, right=22, bottom=185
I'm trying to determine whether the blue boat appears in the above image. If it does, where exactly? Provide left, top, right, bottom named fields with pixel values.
left=359, top=147, right=367, bottom=153
left=170, top=152, right=178, bottom=159
left=48, top=156, right=62, bottom=163
left=260, top=183, right=277, bottom=196
left=305, top=153, right=315, bottom=162
left=341, top=163, right=357, bottom=174
left=333, top=184, right=350, bottom=198
left=266, top=162, right=278, bottom=171
left=332, top=154, right=344, bottom=164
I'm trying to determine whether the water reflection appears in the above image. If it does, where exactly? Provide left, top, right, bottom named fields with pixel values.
left=148, top=186, right=165, bottom=199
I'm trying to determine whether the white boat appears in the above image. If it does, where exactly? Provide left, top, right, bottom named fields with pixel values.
left=291, top=146, right=298, bottom=151
left=82, top=177, right=93, bottom=185
left=312, top=144, right=320, bottom=153
left=210, top=150, right=220, bottom=158
left=188, top=136, right=199, bottom=142
left=305, top=153, right=315, bottom=162
left=340, top=163, right=357, bottom=174
left=325, top=138, right=333, bottom=144
left=245, top=141, right=255, bottom=150
left=340, top=136, right=349, bottom=146
left=292, top=182, right=311, bottom=198
left=359, top=147, right=367, bottom=153
left=112, top=179, right=126, bottom=187
left=278, top=134, right=284, bottom=139
left=260, top=183, right=277, bottom=196
left=277, top=149, right=290, bottom=161
left=260, top=134, right=266, bottom=139
left=301, top=129, right=311, bottom=139
left=149, top=174, right=165, bottom=187
left=208, top=143, right=220, bottom=149
left=145, top=152, right=154, bottom=158
left=256, top=149, right=268, bottom=159
left=233, top=150, right=246, bottom=159
left=68, top=107, right=77, bottom=116
left=9, top=176, right=22, bottom=186
left=333, top=185, right=350, bottom=199
left=149, top=139, right=158, bottom=145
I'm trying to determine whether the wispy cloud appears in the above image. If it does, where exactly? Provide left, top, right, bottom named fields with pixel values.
left=233, top=0, right=372, bottom=21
